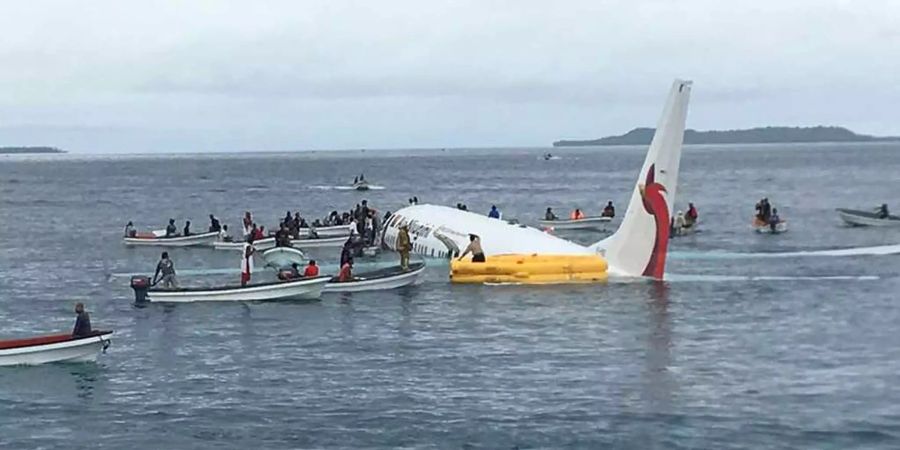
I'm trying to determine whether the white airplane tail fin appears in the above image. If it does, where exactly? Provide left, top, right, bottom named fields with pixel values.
left=591, top=80, right=692, bottom=279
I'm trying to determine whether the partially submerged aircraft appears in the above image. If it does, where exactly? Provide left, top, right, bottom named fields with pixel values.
left=382, top=80, right=693, bottom=283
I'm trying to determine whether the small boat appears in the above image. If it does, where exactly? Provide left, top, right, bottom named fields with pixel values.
left=0, top=331, right=112, bottom=366
left=352, top=180, right=370, bottom=191
left=130, top=275, right=331, bottom=303
left=542, top=153, right=561, bottom=161
left=324, top=262, right=426, bottom=293
left=124, top=231, right=219, bottom=247
left=538, top=216, right=612, bottom=231
left=261, top=247, right=306, bottom=269
left=291, top=235, right=349, bottom=249
left=298, top=225, right=353, bottom=238
left=836, top=208, right=900, bottom=227
left=213, top=237, right=276, bottom=251
left=752, top=218, right=788, bottom=234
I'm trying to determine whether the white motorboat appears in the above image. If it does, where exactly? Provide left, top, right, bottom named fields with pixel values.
left=752, top=218, right=788, bottom=234
left=261, top=247, right=306, bottom=269
left=538, top=216, right=612, bottom=231
left=324, top=262, right=426, bottom=293
left=291, top=235, right=348, bottom=249
left=836, top=208, right=900, bottom=227
left=0, top=331, right=112, bottom=366
left=131, top=275, right=331, bottom=303
left=352, top=180, right=370, bottom=191
left=213, top=237, right=276, bottom=251
left=124, top=231, right=219, bottom=247
left=298, top=225, right=353, bottom=238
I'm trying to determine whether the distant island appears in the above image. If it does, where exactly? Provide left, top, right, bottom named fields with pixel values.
left=553, top=126, right=900, bottom=147
left=0, top=146, right=66, bottom=154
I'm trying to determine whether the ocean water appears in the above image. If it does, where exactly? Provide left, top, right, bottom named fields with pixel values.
left=1, top=143, right=900, bottom=449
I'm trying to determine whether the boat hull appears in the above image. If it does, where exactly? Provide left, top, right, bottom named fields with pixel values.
left=837, top=209, right=900, bottom=227
left=0, top=332, right=112, bottom=366
left=753, top=220, right=788, bottom=234
left=324, top=263, right=426, bottom=292
left=213, top=237, right=276, bottom=251
left=292, top=236, right=348, bottom=249
left=298, top=225, right=353, bottom=238
left=124, top=231, right=219, bottom=247
left=262, top=247, right=306, bottom=268
left=539, top=216, right=612, bottom=230
left=146, top=276, right=330, bottom=303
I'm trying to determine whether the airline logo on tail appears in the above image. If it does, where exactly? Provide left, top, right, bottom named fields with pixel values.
left=639, top=164, right=669, bottom=278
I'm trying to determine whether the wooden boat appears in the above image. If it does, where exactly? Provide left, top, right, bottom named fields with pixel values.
left=124, top=231, right=219, bottom=247
left=323, top=262, right=426, bottom=293
left=0, top=331, right=112, bottom=366
left=836, top=208, right=900, bottom=227
left=131, top=275, right=330, bottom=303
left=538, top=216, right=612, bottom=231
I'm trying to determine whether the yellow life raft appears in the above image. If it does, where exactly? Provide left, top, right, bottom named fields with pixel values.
left=450, top=254, right=608, bottom=284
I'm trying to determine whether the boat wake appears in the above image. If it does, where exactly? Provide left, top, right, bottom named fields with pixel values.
left=669, top=243, right=900, bottom=260
left=665, top=274, right=880, bottom=282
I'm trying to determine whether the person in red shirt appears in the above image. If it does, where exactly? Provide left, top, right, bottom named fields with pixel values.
left=303, top=260, right=320, bottom=277
left=241, top=244, right=255, bottom=286
left=253, top=225, right=266, bottom=241
left=338, top=259, right=353, bottom=282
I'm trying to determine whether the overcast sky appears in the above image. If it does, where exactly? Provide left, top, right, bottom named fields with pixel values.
left=0, top=0, right=898, bottom=153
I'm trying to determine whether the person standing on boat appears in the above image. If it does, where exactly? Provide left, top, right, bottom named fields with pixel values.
left=183, top=220, right=192, bottom=237
left=153, top=251, right=178, bottom=289
left=877, top=204, right=890, bottom=219
left=208, top=214, right=221, bottom=232
left=488, top=205, right=501, bottom=219
left=72, top=303, right=92, bottom=337
left=397, top=224, right=411, bottom=270
left=241, top=244, right=255, bottom=287
left=124, top=221, right=136, bottom=237
left=459, top=234, right=486, bottom=263
left=275, top=224, right=292, bottom=247
left=768, top=208, right=781, bottom=231
left=602, top=201, right=615, bottom=218
left=165, top=219, right=177, bottom=238
left=242, top=212, right=253, bottom=240
left=545, top=208, right=557, bottom=221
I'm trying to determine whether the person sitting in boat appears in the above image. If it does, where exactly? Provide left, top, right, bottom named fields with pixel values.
left=459, top=234, right=486, bottom=263
left=545, top=208, right=558, bottom=221
left=183, top=220, right=192, bottom=237
left=153, top=251, right=178, bottom=289
left=685, top=203, right=698, bottom=227
left=208, top=214, right=221, bottom=232
left=124, top=221, right=136, bottom=238
left=219, top=224, right=233, bottom=242
left=165, top=219, right=177, bottom=238
left=241, top=244, right=255, bottom=287
left=602, top=201, right=615, bottom=218
left=252, top=224, right=266, bottom=242
left=275, top=224, right=292, bottom=247
left=488, top=205, right=501, bottom=219
left=877, top=204, right=890, bottom=219
left=73, top=302, right=92, bottom=337
left=768, top=208, right=781, bottom=231
left=278, top=263, right=302, bottom=281
left=304, top=260, right=320, bottom=277
left=570, top=209, right=586, bottom=220
left=674, top=210, right=686, bottom=233
left=338, top=258, right=354, bottom=282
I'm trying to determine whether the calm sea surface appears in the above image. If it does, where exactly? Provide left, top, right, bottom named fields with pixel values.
left=2, top=143, right=900, bottom=449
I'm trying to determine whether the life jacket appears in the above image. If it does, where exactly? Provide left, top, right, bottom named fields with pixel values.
left=304, top=265, right=320, bottom=277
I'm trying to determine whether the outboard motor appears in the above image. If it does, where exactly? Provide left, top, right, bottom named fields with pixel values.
left=130, top=276, right=151, bottom=304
